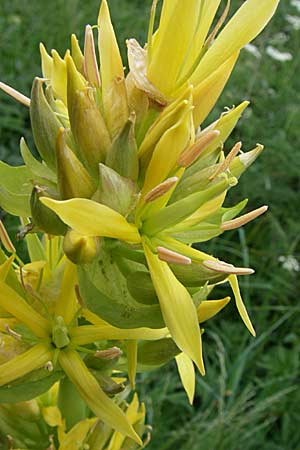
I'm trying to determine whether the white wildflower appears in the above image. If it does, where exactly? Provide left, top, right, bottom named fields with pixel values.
left=266, top=46, right=293, bottom=62
left=278, top=255, right=300, bottom=272
left=286, top=14, right=300, bottom=30
left=245, top=44, right=262, bottom=58
left=291, top=0, right=300, bottom=13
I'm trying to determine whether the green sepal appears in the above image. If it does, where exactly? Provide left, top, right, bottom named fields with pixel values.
left=171, top=262, right=227, bottom=287
left=137, top=338, right=180, bottom=368
left=0, top=161, right=32, bottom=216
left=84, top=351, right=121, bottom=372
left=106, top=115, right=139, bottom=181
left=92, top=372, right=125, bottom=396
left=30, top=186, right=68, bottom=235
left=93, top=164, right=139, bottom=217
left=30, top=77, right=62, bottom=170
left=0, top=369, right=63, bottom=403
left=20, top=137, right=57, bottom=185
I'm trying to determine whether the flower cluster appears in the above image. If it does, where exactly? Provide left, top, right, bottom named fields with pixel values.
left=0, top=0, right=279, bottom=448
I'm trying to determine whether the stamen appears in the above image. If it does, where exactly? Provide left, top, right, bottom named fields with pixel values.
left=157, top=246, right=192, bottom=265
left=4, top=323, right=22, bottom=341
left=178, top=130, right=220, bottom=167
left=95, top=347, right=123, bottom=360
left=75, top=284, right=85, bottom=307
left=205, top=0, right=231, bottom=48
left=0, top=81, right=31, bottom=107
left=0, top=220, right=16, bottom=253
left=144, top=177, right=178, bottom=203
left=203, top=260, right=254, bottom=275
left=209, top=141, right=242, bottom=180
left=221, top=205, right=268, bottom=230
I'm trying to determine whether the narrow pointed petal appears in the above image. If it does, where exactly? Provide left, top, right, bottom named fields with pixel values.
left=229, top=275, right=256, bottom=336
left=58, top=349, right=142, bottom=445
left=191, top=0, right=280, bottom=85
left=0, top=344, right=53, bottom=386
left=71, top=34, right=84, bottom=73
left=70, top=324, right=168, bottom=346
left=0, top=220, right=15, bottom=253
left=0, top=255, right=14, bottom=282
left=144, top=244, right=205, bottom=375
left=197, top=297, right=231, bottom=323
left=0, top=281, right=51, bottom=338
left=176, top=353, right=196, bottom=404
left=51, top=49, right=68, bottom=105
left=39, top=43, right=53, bottom=79
left=40, top=197, right=141, bottom=244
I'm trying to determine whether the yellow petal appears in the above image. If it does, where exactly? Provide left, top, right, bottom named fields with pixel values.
left=70, top=324, right=168, bottom=346
left=191, top=0, right=279, bottom=85
left=0, top=280, right=51, bottom=338
left=51, top=49, right=68, bottom=105
left=228, top=275, right=256, bottom=336
left=98, top=0, right=128, bottom=137
left=39, top=43, right=53, bottom=80
left=42, top=405, right=63, bottom=427
left=197, top=297, right=231, bottom=323
left=0, top=255, right=14, bottom=282
left=144, top=243, right=205, bottom=375
left=58, top=349, right=142, bottom=445
left=176, top=352, right=195, bottom=405
left=0, top=220, right=16, bottom=253
left=192, top=52, right=239, bottom=128
left=147, top=0, right=200, bottom=95
left=40, top=197, right=141, bottom=244
left=59, top=419, right=97, bottom=450
left=55, top=259, right=78, bottom=325
left=0, top=343, right=53, bottom=386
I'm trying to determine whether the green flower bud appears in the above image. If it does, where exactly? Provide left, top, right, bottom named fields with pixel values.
left=56, top=127, right=96, bottom=200
left=30, top=185, right=67, bottom=235
left=30, top=77, right=62, bottom=171
left=63, top=229, right=98, bottom=264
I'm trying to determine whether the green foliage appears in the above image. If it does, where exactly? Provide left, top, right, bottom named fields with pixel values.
left=0, top=0, right=299, bottom=449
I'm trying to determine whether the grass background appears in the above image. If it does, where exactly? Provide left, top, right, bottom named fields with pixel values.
left=0, top=0, right=299, bottom=449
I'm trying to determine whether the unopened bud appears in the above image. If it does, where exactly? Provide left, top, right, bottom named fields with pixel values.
left=178, top=130, right=220, bottom=167
left=30, top=186, right=68, bottom=236
left=63, top=229, right=98, bottom=264
left=30, top=77, right=62, bottom=170
left=203, top=260, right=254, bottom=275
left=84, top=25, right=101, bottom=87
left=221, top=205, right=268, bottom=231
left=56, top=128, right=96, bottom=199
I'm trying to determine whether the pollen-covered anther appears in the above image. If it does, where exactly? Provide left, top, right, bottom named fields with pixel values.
left=45, top=361, right=54, bottom=372
left=157, top=246, right=192, bottom=265
left=221, top=205, right=269, bottom=231
left=4, top=324, right=22, bottom=341
left=95, top=347, right=123, bottom=360
left=144, top=177, right=178, bottom=203
left=0, top=81, right=31, bottom=107
left=203, top=260, right=254, bottom=275
left=178, top=130, right=220, bottom=167
left=209, top=141, right=242, bottom=180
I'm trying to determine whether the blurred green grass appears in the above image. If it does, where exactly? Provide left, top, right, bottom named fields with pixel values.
left=0, top=1, right=299, bottom=449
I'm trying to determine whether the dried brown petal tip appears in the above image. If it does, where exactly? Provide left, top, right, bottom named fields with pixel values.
left=157, top=246, right=192, bottom=265
left=221, top=205, right=268, bottom=231
left=203, top=260, right=254, bottom=275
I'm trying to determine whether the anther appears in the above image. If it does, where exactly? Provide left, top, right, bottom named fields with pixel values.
left=203, top=260, right=254, bottom=275
left=144, top=177, right=178, bottom=203
left=157, top=246, right=192, bottom=265
left=178, top=130, right=220, bottom=167
left=221, top=205, right=268, bottom=231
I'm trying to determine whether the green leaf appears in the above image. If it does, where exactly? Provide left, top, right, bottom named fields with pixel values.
left=0, top=369, right=63, bottom=403
left=0, top=186, right=31, bottom=217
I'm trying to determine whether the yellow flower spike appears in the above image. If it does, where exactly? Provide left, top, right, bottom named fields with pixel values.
left=144, top=244, right=205, bottom=375
left=175, top=353, right=195, bottom=405
left=192, top=52, right=239, bottom=128
left=58, top=349, right=142, bottom=445
left=191, top=0, right=280, bottom=86
left=147, top=0, right=200, bottom=96
left=55, top=259, right=78, bottom=326
left=39, top=43, right=53, bottom=80
left=40, top=197, right=141, bottom=244
left=0, top=343, right=53, bottom=387
left=197, top=297, right=231, bottom=323
left=142, top=96, right=193, bottom=196
left=84, top=24, right=101, bottom=88
left=229, top=275, right=256, bottom=336
left=70, top=324, right=168, bottom=346
left=51, top=49, right=68, bottom=105
left=0, top=281, right=51, bottom=338
left=98, top=0, right=129, bottom=138
left=127, top=340, right=138, bottom=390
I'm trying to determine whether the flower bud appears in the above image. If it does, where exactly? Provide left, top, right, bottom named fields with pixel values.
left=106, top=114, right=139, bottom=181
left=56, top=128, right=96, bottom=199
left=30, top=186, right=67, bottom=235
left=30, top=77, right=62, bottom=170
left=63, top=229, right=98, bottom=264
